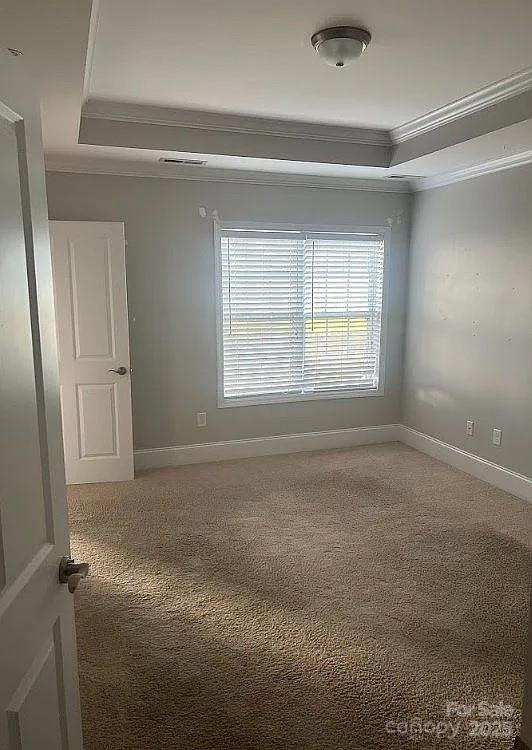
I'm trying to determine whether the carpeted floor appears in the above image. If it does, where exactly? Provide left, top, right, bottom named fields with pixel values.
left=67, top=442, right=531, bottom=750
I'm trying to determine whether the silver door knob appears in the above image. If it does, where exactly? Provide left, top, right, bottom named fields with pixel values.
left=108, top=366, right=127, bottom=375
left=59, top=556, right=90, bottom=593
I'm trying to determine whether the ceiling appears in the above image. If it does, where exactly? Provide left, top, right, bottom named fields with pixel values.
left=3, top=0, right=532, bottom=188
left=89, top=0, right=532, bottom=129
left=0, top=0, right=93, bottom=151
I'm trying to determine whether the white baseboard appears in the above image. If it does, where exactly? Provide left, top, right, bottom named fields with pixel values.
left=399, top=425, right=532, bottom=503
left=134, top=423, right=532, bottom=503
left=134, top=424, right=401, bottom=470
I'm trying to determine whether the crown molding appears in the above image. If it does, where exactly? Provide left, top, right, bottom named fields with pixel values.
left=82, top=100, right=392, bottom=147
left=82, top=0, right=101, bottom=101
left=45, top=157, right=412, bottom=193
left=413, top=148, right=532, bottom=191
left=392, top=65, right=532, bottom=144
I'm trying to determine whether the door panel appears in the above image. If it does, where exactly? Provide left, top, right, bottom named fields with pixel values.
left=0, top=51, right=83, bottom=750
left=7, top=634, right=64, bottom=750
left=69, top=236, right=115, bottom=359
left=0, top=116, right=50, bottom=587
left=77, top=383, right=118, bottom=458
left=50, top=221, right=134, bottom=484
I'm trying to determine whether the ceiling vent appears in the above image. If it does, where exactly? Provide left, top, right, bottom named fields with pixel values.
left=158, top=157, right=207, bottom=167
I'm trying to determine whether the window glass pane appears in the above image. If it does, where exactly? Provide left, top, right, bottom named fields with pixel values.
left=302, top=237, right=384, bottom=392
left=218, top=227, right=385, bottom=402
left=221, top=234, right=304, bottom=398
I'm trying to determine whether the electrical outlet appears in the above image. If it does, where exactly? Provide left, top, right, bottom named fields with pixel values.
left=466, top=420, right=474, bottom=437
left=196, top=412, right=207, bottom=427
left=492, top=428, right=502, bottom=446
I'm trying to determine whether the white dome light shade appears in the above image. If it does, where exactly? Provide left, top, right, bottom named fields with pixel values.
left=311, top=27, right=371, bottom=67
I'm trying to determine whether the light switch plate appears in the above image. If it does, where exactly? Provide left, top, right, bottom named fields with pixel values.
left=466, top=420, right=474, bottom=437
left=492, top=428, right=502, bottom=446
left=197, top=412, right=207, bottom=427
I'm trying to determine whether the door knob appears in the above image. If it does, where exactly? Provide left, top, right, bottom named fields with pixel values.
left=108, top=366, right=128, bottom=375
left=59, top=556, right=90, bottom=593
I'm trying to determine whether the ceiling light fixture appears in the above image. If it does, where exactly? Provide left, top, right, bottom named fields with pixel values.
left=311, top=26, right=371, bottom=68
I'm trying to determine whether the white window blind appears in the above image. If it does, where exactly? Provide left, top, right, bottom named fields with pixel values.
left=217, top=226, right=385, bottom=405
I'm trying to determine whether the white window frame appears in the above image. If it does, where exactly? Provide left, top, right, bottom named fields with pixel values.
left=214, top=219, right=391, bottom=408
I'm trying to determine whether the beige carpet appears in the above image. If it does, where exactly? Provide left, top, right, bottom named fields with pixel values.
left=67, top=442, right=531, bottom=750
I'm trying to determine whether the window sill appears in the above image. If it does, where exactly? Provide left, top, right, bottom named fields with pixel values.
left=218, top=388, right=384, bottom=408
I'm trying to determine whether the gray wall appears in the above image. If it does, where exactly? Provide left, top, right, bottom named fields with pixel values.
left=404, top=165, right=532, bottom=746
left=45, top=172, right=411, bottom=450
left=403, top=165, right=532, bottom=478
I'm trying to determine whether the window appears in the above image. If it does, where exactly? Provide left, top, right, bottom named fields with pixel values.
left=215, top=222, right=387, bottom=407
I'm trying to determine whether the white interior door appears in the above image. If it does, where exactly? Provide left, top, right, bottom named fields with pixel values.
left=50, top=221, right=134, bottom=484
left=0, top=53, right=84, bottom=750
